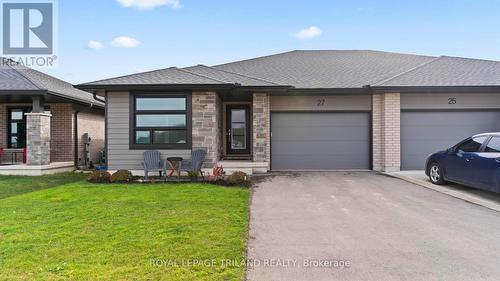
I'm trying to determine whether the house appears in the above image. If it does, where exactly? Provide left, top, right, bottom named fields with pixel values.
left=78, top=50, right=500, bottom=175
left=0, top=59, right=104, bottom=175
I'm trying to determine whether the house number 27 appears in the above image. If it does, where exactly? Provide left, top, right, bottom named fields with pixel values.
left=317, top=99, right=326, bottom=106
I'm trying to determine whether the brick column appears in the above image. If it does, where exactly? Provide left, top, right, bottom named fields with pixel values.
left=192, top=92, right=221, bottom=168
left=252, top=93, right=270, bottom=168
left=50, top=104, right=74, bottom=162
left=0, top=104, right=7, bottom=150
left=372, top=93, right=401, bottom=172
left=26, top=113, right=51, bottom=165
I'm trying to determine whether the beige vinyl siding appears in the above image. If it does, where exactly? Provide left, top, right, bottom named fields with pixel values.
left=271, top=95, right=371, bottom=111
left=401, top=92, right=500, bottom=110
left=106, top=91, right=191, bottom=171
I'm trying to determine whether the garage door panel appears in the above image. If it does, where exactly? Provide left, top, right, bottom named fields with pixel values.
left=272, top=127, right=369, bottom=141
left=272, top=140, right=368, bottom=155
left=271, top=112, right=370, bottom=170
left=402, top=111, right=500, bottom=170
left=271, top=154, right=369, bottom=170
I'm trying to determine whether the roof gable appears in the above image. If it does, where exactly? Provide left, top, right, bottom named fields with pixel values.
left=0, top=58, right=103, bottom=106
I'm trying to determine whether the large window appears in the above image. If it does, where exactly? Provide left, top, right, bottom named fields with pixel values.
left=131, top=94, right=191, bottom=149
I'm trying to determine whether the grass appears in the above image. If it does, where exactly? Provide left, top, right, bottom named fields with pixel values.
left=0, top=175, right=250, bottom=280
left=0, top=172, right=87, bottom=199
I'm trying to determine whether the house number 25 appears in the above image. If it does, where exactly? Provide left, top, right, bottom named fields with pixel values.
left=448, top=98, right=457, bottom=104
left=317, top=99, right=326, bottom=106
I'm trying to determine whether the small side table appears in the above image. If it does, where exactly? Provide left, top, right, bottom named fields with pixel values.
left=11, top=151, right=23, bottom=164
left=167, top=157, right=183, bottom=177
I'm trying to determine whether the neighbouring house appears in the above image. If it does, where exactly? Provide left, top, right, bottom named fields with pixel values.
left=77, top=50, right=500, bottom=175
left=0, top=59, right=104, bottom=175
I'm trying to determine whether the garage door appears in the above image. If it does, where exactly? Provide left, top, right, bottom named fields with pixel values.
left=271, top=112, right=370, bottom=170
left=401, top=111, right=500, bottom=170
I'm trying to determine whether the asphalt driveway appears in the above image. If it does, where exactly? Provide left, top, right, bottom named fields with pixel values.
left=247, top=172, right=500, bottom=281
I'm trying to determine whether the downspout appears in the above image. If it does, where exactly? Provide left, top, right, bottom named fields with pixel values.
left=74, top=110, right=80, bottom=168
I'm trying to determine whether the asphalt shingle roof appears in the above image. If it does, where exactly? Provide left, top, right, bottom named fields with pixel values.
left=80, top=50, right=500, bottom=89
left=377, top=56, right=500, bottom=87
left=183, top=65, right=279, bottom=86
left=81, top=67, right=229, bottom=85
left=0, top=58, right=103, bottom=106
left=214, top=50, right=437, bottom=88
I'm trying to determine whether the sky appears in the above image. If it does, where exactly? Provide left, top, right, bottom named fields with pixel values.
left=41, top=0, right=500, bottom=84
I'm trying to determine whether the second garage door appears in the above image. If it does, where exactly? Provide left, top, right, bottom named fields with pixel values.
left=401, top=110, right=500, bottom=170
left=271, top=112, right=370, bottom=170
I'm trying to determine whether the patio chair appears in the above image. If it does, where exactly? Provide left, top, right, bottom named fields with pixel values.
left=180, top=149, right=207, bottom=176
left=141, top=150, right=167, bottom=181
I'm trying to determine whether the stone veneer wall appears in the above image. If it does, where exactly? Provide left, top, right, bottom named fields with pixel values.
left=26, top=113, right=51, bottom=165
left=372, top=93, right=401, bottom=172
left=192, top=92, right=221, bottom=168
left=252, top=93, right=271, bottom=167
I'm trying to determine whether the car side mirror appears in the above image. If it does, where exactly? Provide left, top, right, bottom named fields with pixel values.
left=446, top=148, right=456, bottom=154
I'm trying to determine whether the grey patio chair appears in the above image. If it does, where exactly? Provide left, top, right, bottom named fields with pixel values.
left=141, top=150, right=167, bottom=180
left=180, top=149, right=207, bottom=176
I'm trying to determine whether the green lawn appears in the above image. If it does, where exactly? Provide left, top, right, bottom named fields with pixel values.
left=0, top=172, right=87, bottom=199
left=0, top=175, right=250, bottom=280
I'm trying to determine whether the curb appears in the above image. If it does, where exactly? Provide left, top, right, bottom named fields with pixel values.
left=385, top=172, right=500, bottom=213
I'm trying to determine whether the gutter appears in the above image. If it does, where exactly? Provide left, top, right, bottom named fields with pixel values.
left=93, top=92, right=105, bottom=103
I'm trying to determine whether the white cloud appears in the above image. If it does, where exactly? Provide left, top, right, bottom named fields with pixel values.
left=111, top=36, right=141, bottom=48
left=292, top=26, right=322, bottom=40
left=116, top=0, right=181, bottom=10
left=87, top=40, right=104, bottom=50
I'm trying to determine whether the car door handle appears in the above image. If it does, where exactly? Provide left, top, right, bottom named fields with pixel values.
left=496, top=157, right=500, bottom=163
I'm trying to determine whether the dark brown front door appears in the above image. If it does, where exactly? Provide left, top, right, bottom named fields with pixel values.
left=226, top=104, right=251, bottom=155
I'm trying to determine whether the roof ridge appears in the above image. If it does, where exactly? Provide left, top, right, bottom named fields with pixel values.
left=198, top=64, right=280, bottom=85
left=441, top=55, right=500, bottom=63
left=175, top=67, right=230, bottom=84
left=214, top=50, right=296, bottom=68
left=2, top=58, right=45, bottom=90
left=373, top=56, right=443, bottom=86
left=80, top=66, right=180, bottom=85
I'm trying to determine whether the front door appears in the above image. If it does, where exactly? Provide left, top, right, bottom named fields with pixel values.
left=226, top=104, right=251, bottom=155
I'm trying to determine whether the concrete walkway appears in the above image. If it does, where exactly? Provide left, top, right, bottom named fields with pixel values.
left=248, top=172, right=500, bottom=281
left=389, top=170, right=500, bottom=213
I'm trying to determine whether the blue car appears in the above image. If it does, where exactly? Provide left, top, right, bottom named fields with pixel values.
left=425, top=133, right=500, bottom=193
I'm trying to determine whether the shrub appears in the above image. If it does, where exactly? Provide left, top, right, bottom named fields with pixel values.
left=111, top=170, right=133, bottom=183
left=227, top=171, right=247, bottom=186
left=88, top=171, right=111, bottom=183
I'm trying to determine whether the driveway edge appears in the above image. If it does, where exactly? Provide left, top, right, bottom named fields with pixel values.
left=384, top=172, right=500, bottom=213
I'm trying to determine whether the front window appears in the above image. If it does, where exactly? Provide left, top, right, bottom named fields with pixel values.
left=132, top=94, right=190, bottom=148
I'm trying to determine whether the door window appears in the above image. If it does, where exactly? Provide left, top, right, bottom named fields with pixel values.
left=231, top=109, right=247, bottom=150
left=456, top=136, right=488, bottom=153
left=484, top=137, right=500, bottom=153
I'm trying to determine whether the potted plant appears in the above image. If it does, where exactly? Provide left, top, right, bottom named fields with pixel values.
left=187, top=171, right=200, bottom=182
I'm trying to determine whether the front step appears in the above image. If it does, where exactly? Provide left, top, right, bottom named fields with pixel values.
left=203, top=161, right=269, bottom=175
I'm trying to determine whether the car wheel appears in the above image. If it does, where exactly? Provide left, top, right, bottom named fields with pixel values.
left=429, top=162, right=445, bottom=185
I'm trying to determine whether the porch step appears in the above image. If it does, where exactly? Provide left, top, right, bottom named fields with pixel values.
left=210, top=161, right=269, bottom=175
